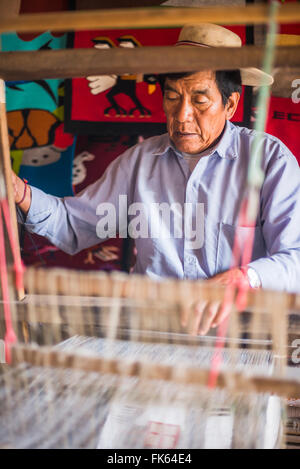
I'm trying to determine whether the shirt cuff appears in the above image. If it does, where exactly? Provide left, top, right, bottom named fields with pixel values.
left=21, top=185, right=59, bottom=239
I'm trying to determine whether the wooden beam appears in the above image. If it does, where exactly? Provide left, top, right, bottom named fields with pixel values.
left=0, top=0, right=22, bottom=297
left=0, top=3, right=299, bottom=33
left=23, top=266, right=300, bottom=312
left=0, top=0, right=21, bottom=19
left=10, top=344, right=300, bottom=399
left=0, top=46, right=299, bottom=81
left=0, top=82, right=19, bottom=239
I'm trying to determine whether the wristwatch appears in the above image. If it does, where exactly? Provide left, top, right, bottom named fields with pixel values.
left=241, top=266, right=262, bottom=289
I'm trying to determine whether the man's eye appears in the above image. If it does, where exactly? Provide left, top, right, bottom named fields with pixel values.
left=165, top=92, right=179, bottom=100
left=195, top=99, right=208, bottom=105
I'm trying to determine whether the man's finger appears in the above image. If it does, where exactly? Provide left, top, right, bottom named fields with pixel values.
left=199, top=301, right=221, bottom=335
left=190, top=301, right=207, bottom=335
left=180, top=302, right=194, bottom=327
left=211, top=301, right=232, bottom=328
left=180, top=306, right=188, bottom=328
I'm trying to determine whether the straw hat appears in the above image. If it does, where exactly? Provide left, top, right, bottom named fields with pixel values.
left=176, top=23, right=274, bottom=86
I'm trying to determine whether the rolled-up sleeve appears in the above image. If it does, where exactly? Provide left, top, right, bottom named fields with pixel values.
left=248, top=151, right=300, bottom=293
left=20, top=154, right=129, bottom=255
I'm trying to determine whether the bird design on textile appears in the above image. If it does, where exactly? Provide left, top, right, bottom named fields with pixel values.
left=86, top=35, right=157, bottom=118
left=72, top=151, right=95, bottom=187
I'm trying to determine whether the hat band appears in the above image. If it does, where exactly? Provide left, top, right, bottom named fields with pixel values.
left=175, top=40, right=211, bottom=48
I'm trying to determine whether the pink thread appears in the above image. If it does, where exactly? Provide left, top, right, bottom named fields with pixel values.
left=208, top=198, right=254, bottom=389
left=0, top=202, right=17, bottom=364
left=1, top=198, right=25, bottom=293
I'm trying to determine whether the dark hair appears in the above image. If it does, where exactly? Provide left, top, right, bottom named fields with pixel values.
left=215, top=70, right=242, bottom=106
left=158, top=70, right=242, bottom=107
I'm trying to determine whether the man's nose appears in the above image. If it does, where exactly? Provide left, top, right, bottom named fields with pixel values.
left=175, top=97, right=193, bottom=123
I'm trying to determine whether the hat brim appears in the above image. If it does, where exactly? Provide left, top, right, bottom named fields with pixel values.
left=240, top=67, right=274, bottom=86
left=175, top=43, right=274, bottom=87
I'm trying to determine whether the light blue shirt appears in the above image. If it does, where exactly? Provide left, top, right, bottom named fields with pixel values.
left=21, top=120, right=300, bottom=292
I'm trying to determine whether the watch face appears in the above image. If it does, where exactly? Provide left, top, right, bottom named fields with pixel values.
left=247, top=267, right=261, bottom=289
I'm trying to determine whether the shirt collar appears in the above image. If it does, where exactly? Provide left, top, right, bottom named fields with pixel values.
left=152, top=120, right=238, bottom=160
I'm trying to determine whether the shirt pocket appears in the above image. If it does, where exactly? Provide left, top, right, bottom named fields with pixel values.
left=216, top=222, right=266, bottom=273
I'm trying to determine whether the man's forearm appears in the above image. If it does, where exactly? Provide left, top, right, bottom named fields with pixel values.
left=12, top=170, right=31, bottom=215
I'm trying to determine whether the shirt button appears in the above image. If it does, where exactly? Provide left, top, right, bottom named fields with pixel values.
left=185, top=255, right=195, bottom=265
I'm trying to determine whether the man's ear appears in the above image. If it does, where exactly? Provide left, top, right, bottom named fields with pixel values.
left=225, top=92, right=240, bottom=120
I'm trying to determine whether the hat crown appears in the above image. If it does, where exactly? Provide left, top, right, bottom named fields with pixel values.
left=176, top=23, right=274, bottom=87
left=177, top=23, right=242, bottom=48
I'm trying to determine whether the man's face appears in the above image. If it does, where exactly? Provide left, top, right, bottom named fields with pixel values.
left=163, top=71, right=239, bottom=154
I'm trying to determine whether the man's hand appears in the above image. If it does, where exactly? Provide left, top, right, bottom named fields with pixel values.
left=11, top=169, right=20, bottom=199
left=208, top=267, right=248, bottom=287
left=182, top=268, right=249, bottom=336
left=11, top=169, right=31, bottom=214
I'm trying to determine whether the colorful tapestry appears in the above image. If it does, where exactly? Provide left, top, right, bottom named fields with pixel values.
left=266, top=96, right=300, bottom=164
left=65, top=25, right=251, bottom=135
left=3, top=31, right=76, bottom=197
left=265, top=18, right=300, bottom=165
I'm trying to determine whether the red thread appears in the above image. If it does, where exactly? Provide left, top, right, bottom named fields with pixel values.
left=0, top=202, right=17, bottom=364
left=1, top=199, right=25, bottom=293
left=208, top=198, right=254, bottom=389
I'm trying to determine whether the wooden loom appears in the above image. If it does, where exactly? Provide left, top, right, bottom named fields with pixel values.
left=0, top=2, right=299, bottom=449
left=0, top=266, right=299, bottom=448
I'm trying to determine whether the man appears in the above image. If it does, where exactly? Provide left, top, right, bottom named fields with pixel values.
left=12, top=24, right=300, bottom=335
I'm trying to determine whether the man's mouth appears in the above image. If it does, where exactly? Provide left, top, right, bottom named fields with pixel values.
left=175, top=131, right=198, bottom=138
